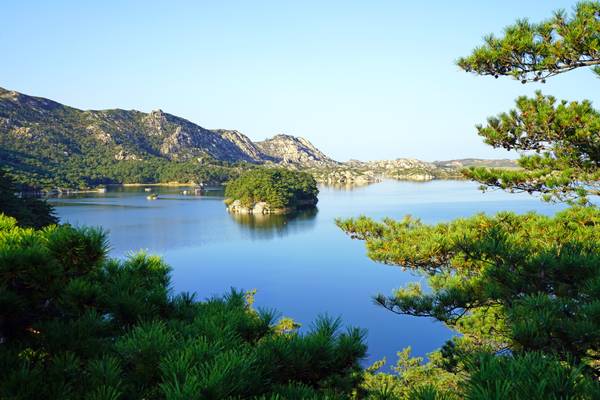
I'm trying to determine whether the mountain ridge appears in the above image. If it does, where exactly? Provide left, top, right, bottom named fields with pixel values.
left=0, top=86, right=334, bottom=166
left=0, top=87, right=516, bottom=189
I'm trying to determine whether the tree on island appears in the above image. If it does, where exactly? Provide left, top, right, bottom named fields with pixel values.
left=225, top=168, right=319, bottom=214
left=340, top=2, right=600, bottom=398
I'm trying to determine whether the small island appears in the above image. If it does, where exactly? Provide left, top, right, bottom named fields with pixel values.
left=224, top=168, right=319, bottom=214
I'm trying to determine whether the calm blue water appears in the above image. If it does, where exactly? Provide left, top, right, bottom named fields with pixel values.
left=50, top=180, right=563, bottom=366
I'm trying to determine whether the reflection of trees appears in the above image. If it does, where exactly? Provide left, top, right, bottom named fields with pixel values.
left=319, top=182, right=374, bottom=191
left=229, top=208, right=318, bottom=239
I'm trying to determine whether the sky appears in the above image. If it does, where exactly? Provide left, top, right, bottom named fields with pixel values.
left=1, top=1, right=597, bottom=162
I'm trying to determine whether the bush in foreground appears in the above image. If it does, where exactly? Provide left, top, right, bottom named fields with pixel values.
left=0, top=214, right=365, bottom=399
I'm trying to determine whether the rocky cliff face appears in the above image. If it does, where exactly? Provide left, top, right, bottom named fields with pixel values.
left=255, top=134, right=338, bottom=167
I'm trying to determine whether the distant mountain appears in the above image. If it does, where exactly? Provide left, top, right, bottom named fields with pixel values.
left=0, top=87, right=519, bottom=189
left=0, top=87, right=337, bottom=187
left=256, top=134, right=338, bottom=168
left=434, top=158, right=518, bottom=169
left=0, top=87, right=283, bottom=164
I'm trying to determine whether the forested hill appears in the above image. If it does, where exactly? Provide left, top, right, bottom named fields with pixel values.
left=0, top=87, right=340, bottom=188
left=0, top=87, right=517, bottom=189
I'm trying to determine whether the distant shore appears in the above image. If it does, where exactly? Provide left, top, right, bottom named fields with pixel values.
left=119, top=182, right=200, bottom=187
left=24, top=182, right=223, bottom=196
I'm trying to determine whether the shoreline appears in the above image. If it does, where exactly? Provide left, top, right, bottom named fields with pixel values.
left=28, top=176, right=476, bottom=196
left=118, top=182, right=200, bottom=187
left=25, top=182, right=224, bottom=196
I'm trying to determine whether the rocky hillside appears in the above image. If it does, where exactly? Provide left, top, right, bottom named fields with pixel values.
left=311, top=158, right=520, bottom=185
left=0, top=87, right=519, bottom=188
left=0, top=87, right=336, bottom=187
left=0, top=87, right=273, bottom=165
left=345, top=159, right=449, bottom=181
left=434, top=158, right=518, bottom=169
left=256, top=134, right=338, bottom=168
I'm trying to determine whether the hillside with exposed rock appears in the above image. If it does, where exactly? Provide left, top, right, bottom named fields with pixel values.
left=434, top=158, right=518, bottom=169
left=0, top=87, right=518, bottom=189
left=0, top=87, right=269, bottom=165
left=256, top=134, right=338, bottom=168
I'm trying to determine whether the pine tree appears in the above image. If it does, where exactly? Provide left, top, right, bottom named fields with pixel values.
left=458, top=1, right=600, bottom=204
left=339, top=2, right=600, bottom=398
left=0, top=215, right=366, bottom=399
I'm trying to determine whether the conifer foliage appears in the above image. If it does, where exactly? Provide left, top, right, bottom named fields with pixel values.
left=459, top=1, right=600, bottom=204
left=339, top=2, right=600, bottom=399
left=0, top=170, right=57, bottom=228
left=457, top=1, right=600, bottom=82
left=465, top=91, right=600, bottom=203
left=0, top=215, right=366, bottom=399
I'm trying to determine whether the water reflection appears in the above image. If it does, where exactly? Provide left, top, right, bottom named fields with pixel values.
left=229, top=208, right=318, bottom=239
left=320, top=182, right=376, bottom=191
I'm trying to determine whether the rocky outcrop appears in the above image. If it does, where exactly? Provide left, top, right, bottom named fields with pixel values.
left=255, top=134, right=338, bottom=167
left=213, top=129, right=272, bottom=162
left=147, top=113, right=267, bottom=162
left=114, top=148, right=141, bottom=161
left=144, top=109, right=169, bottom=135
left=309, top=167, right=380, bottom=185
left=226, top=200, right=292, bottom=215
left=226, top=198, right=318, bottom=215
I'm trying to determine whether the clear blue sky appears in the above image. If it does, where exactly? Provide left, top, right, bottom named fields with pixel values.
left=1, top=1, right=597, bottom=161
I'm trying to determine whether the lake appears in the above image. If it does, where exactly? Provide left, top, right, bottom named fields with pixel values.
left=50, top=180, right=563, bottom=366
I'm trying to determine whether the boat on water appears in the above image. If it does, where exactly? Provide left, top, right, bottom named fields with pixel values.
left=146, top=194, right=159, bottom=200
left=144, top=187, right=152, bottom=192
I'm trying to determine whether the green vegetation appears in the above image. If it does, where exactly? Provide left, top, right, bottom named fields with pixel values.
left=0, top=214, right=366, bottom=399
left=465, top=90, right=600, bottom=204
left=0, top=170, right=57, bottom=228
left=458, top=1, right=600, bottom=204
left=1, top=150, right=237, bottom=190
left=2, top=2, right=599, bottom=399
left=340, top=208, right=600, bottom=398
left=338, top=2, right=600, bottom=399
left=0, top=88, right=250, bottom=190
left=457, top=1, right=600, bottom=82
left=225, top=168, right=319, bottom=210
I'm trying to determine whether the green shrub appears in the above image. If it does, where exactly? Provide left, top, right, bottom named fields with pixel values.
left=0, top=215, right=365, bottom=399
